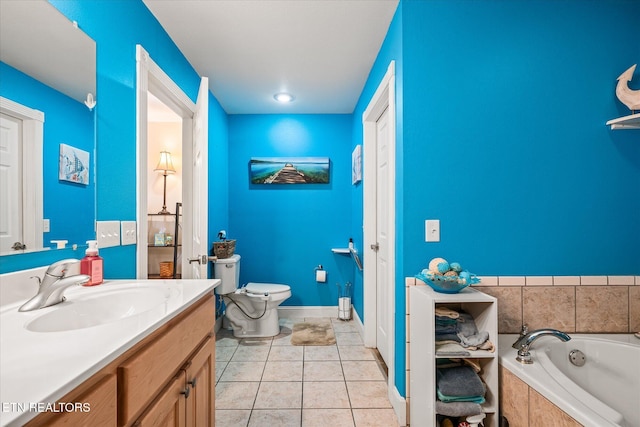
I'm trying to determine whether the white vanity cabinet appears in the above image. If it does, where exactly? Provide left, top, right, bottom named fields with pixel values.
left=409, top=286, right=498, bottom=427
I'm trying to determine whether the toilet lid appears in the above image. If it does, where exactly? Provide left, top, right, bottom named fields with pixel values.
left=245, top=282, right=290, bottom=294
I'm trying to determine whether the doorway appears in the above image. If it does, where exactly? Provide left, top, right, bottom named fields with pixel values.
left=135, top=45, right=209, bottom=280
left=146, top=93, right=183, bottom=279
left=362, top=61, right=399, bottom=411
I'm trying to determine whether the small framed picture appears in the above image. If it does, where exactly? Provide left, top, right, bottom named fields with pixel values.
left=59, top=144, right=90, bottom=185
left=352, top=145, right=362, bottom=184
left=154, top=233, right=166, bottom=246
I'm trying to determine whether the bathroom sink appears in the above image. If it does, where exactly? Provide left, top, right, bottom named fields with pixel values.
left=25, top=286, right=176, bottom=332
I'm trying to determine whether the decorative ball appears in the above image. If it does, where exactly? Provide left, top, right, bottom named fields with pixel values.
left=450, top=262, right=462, bottom=273
left=444, top=270, right=458, bottom=277
left=437, top=262, right=450, bottom=273
left=429, top=257, right=449, bottom=273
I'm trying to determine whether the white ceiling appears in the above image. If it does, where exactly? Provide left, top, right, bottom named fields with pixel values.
left=142, top=0, right=399, bottom=115
left=0, top=0, right=96, bottom=103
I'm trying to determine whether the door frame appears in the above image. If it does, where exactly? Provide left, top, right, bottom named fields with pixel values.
left=135, top=45, right=197, bottom=279
left=362, top=60, right=397, bottom=403
left=0, top=97, right=44, bottom=253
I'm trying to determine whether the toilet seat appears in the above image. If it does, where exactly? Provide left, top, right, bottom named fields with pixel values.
left=245, top=282, right=290, bottom=295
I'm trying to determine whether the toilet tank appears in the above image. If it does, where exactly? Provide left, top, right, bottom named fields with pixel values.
left=213, top=254, right=240, bottom=294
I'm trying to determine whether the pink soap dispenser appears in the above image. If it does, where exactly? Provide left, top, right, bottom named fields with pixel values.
left=81, top=240, right=104, bottom=286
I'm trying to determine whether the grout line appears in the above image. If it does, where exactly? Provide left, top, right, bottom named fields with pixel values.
left=215, top=318, right=397, bottom=426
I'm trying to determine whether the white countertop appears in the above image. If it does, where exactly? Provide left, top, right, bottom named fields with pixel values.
left=0, top=279, right=219, bottom=427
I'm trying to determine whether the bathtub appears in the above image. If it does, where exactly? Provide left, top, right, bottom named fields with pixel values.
left=499, top=334, right=640, bottom=427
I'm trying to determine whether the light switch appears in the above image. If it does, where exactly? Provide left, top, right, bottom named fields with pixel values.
left=121, top=221, right=137, bottom=245
left=425, top=219, right=440, bottom=242
left=96, top=221, right=120, bottom=248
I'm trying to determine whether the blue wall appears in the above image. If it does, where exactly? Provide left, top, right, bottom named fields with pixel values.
left=0, top=63, right=95, bottom=254
left=2, top=0, right=229, bottom=275
left=350, top=2, right=403, bottom=325
left=228, top=115, right=354, bottom=306
left=351, top=0, right=640, bottom=398
left=44, top=0, right=229, bottom=278
left=208, top=92, right=230, bottom=278
left=401, top=0, right=640, bottom=278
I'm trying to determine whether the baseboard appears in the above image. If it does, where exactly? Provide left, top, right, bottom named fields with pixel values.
left=390, top=385, right=407, bottom=426
left=352, top=306, right=364, bottom=336
left=278, top=306, right=340, bottom=319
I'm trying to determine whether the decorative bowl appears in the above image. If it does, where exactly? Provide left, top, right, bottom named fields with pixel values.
left=415, top=271, right=479, bottom=294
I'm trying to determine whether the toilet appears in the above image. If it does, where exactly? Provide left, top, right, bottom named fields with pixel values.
left=213, top=254, right=291, bottom=338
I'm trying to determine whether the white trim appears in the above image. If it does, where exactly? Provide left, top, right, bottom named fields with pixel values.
left=352, top=303, right=365, bottom=337
left=135, top=45, right=197, bottom=279
left=277, top=306, right=341, bottom=319
left=362, top=60, right=400, bottom=422
left=390, top=386, right=407, bottom=427
left=0, top=96, right=44, bottom=252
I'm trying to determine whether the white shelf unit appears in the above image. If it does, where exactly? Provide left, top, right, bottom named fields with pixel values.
left=606, top=112, right=640, bottom=129
left=409, top=286, right=498, bottom=427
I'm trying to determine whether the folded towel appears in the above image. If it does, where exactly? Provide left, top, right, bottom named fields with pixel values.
left=435, top=401, right=483, bottom=417
left=435, top=307, right=459, bottom=319
left=454, top=312, right=492, bottom=349
left=462, top=358, right=482, bottom=373
left=436, top=359, right=464, bottom=369
left=436, top=390, right=486, bottom=404
left=435, top=333, right=461, bottom=343
left=456, top=312, right=478, bottom=337
left=435, top=324, right=458, bottom=334
left=436, top=315, right=458, bottom=325
left=435, top=342, right=471, bottom=356
left=458, top=330, right=489, bottom=348
left=436, top=366, right=486, bottom=398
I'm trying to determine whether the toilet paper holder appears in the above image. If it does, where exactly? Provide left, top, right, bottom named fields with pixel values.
left=314, top=265, right=327, bottom=283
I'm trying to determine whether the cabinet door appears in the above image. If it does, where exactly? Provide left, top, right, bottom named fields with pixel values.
left=185, top=336, right=215, bottom=427
left=134, top=372, right=187, bottom=427
left=26, top=374, right=116, bottom=427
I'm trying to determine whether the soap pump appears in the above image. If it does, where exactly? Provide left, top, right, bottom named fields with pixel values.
left=81, top=240, right=104, bottom=286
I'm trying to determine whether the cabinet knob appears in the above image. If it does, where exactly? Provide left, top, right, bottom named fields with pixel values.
left=181, top=386, right=190, bottom=399
left=188, top=378, right=197, bottom=388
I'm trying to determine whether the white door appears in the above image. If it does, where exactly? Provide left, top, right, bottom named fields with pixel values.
left=375, top=106, right=392, bottom=365
left=184, top=77, right=209, bottom=279
left=0, top=113, right=22, bottom=252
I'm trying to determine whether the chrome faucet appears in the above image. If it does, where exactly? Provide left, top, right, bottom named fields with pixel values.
left=19, top=259, right=90, bottom=312
left=511, top=327, right=571, bottom=364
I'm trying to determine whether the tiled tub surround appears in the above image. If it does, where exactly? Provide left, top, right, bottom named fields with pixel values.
left=404, top=276, right=639, bottom=426
left=473, top=275, right=639, bottom=334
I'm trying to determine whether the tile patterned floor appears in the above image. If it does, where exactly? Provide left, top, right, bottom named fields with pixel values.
left=215, top=317, right=400, bottom=427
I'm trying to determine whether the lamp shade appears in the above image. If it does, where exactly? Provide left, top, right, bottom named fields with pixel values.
left=154, top=151, right=176, bottom=174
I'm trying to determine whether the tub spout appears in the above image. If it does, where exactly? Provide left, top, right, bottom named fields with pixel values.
left=512, top=328, right=571, bottom=364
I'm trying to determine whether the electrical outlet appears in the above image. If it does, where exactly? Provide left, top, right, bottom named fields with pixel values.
left=43, top=219, right=50, bottom=233
left=121, top=221, right=137, bottom=245
left=96, top=221, right=120, bottom=248
left=425, top=219, right=440, bottom=242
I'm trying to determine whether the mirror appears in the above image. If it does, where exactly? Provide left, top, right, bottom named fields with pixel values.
left=0, top=0, right=96, bottom=257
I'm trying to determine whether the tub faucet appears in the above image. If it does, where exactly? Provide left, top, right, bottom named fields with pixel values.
left=19, top=259, right=90, bottom=312
left=512, top=328, right=571, bottom=364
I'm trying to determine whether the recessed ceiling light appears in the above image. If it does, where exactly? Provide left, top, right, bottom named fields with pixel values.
left=274, top=93, right=295, bottom=103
